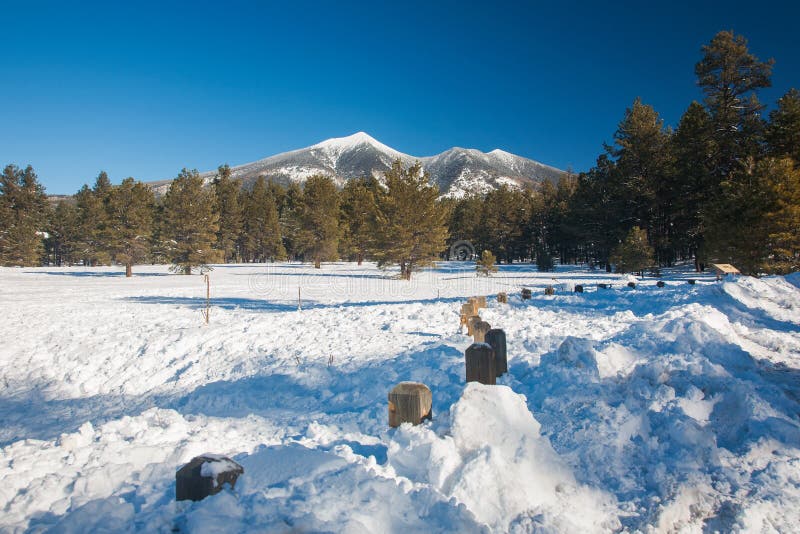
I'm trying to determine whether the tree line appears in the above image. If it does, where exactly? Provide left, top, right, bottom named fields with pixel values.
left=2, top=31, right=798, bottom=277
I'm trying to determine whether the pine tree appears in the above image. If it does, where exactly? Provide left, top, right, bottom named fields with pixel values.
left=241, top=176, right=285, bottom=262
left=75, top=172, right=114, bottom=265
left=479, top=185, right=527, bottom=263
left=766, top=88, right=800, bottom=162
left=672, top=101, right=716, bottom=269
left=372, top=160, right=449, bottom=280
left=476, top=250, right=498, bottom=277
left=162, top=168, right=220, bottom=274
left=339, top=177, right=378, bottom=265
left=695, top=31, right=773, bottom=179
left=0, top=164, right=48, bottom=266
left=278, top=182, right=303, bottom=259
left=107, top=177, right=155, bottom=276
left=295, top=175, right=339, bottom=268
left=212, top=164, right=244, bottom=263
left=763, top=157, right=800, bottom=274
left=609, top=226, right=655, bottom=277
left=49, top=200, right=80, bottom=266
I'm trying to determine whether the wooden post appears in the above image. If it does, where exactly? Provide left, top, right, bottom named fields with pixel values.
left=657, top=281, right=665, bottom=288
left=687, top=279, right=696, bottom=285
left=201, top=274, right=210, bottom=324
left=176, top=455, right=244, bottom=502
left=598, top=283, right=609, bottom=289
left=388, top=382, right=432, bottom=427
left=521, top=288, right=532, bottom=300
left=545, top=285, right=555, bottom=295
left=467, top=315, right=481, bottom=336
left=298, top=286, right=301, bottom=310
left=474, top=296, right=487, bottom=309
left=465, top=343, right=496, bottom=385
left=497, top=292, right=508, bottom=304
left=574, top=285, right=583, bottom=293
left=485, top=328, right=507, bottom=376
left=461, top=302, right=475, bottom=317
left=627, top=282, right=636, bottom=289
left=473, top=320, right=491, bottom=343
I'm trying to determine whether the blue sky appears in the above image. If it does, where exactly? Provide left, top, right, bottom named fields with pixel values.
left=2, top=0, right=799, bottom=194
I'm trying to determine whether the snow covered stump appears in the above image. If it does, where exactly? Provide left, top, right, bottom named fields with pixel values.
left=176, top=455, right=244, bottom=502
left=465, top=343, right=496, bottom=385
left=388, top=382, right=433, bottom=427
left=485, top=328, right=507, bottom=376
left=521, top=288, right=532, bottom=300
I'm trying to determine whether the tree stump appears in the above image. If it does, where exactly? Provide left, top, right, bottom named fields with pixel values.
left=473, top=320, right=491, bottom=343
left=521, top=288, right=532, bottom=300
left=388, top=382, right=432, bottom=427
left=656, top=281, right=665, bottom=288
left=687, top=279, right=696, bottom=285
left=627, top=282, right=636, bottom=289
left=545, top=285, right=555, bottom=295
left=497, top=292, right=508, bottom=304
left=467, top=315, right=482, bottom=336
left=465, top=343, right=496, bottom=385
left=485, top=328, right=507, bottom=376
left=176, top=455, right=244, bottom=502
left=574, top=285, right=583, bottom=293
left=474, top=296, right=487, bottom=309
left=462, top=301, right=478, bottom=317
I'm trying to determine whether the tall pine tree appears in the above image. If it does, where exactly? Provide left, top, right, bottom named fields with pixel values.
left=0, top=164, right=48, bottom=266
left=339, top=177, right=378, bottom=265
left=241, top=176, right=285, bottom=263
left=372, top=160, right=449, bottom=280
left=212, top=164, right=244, bottom=263
left=766, top=88, right=800, bottom=163
left=295, top=175, right=339, bottom=268
left=162, top=168, right=220, bottom=274
left=107, top=177, right=155, bottom=276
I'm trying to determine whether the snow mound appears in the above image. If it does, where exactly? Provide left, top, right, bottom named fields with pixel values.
left=389, top=384, right=620, bottom=532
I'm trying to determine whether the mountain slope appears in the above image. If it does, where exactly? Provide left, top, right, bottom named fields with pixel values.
left=151, top=132, right=564, bottom=197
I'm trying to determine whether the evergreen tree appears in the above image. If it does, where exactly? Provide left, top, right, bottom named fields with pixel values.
left=476, top=250, right=498, bottom=276
left=74, top=172, right=114, bottom=265
left=766, top=88, right=800, bottom=162
left=0, top=164, right=48, bottom=266
left=671, top=101, right=716, bottom=269
left=339, top=177, right=378, bottom=265
left=695, top=31, right=773, bottom=179
left=295, top=175, right=340, bottom=268
left=372, top=160, right=449, bottom=280
left=162, top=168, right=220, bottom=274
left=763, top=157, right=800, bottom=274
left=479, top=185, right=527, bottom=263
left=107, top=177, right=155, bottom=276
left=48, top=200, right=80, bottom=266
left=447, top=193, right=484, bottom=256
left=610, top=226, right=655, bottom=277
left=212, top=164, right=244, bottom=263
left=278, top=182, right=303, bottom=259
left=241, top=176, right=285, bottom=262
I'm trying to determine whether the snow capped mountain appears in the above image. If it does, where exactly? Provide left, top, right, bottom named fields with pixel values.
left=150, top=132, right=564, bottom=196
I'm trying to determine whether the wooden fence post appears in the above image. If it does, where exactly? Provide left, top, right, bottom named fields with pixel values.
left=485, top=328, right=507, bottom=376
left=521, top=288, right=532, bottom=300
left=545, top=285, right=555, bottom=295
left=497, top=292, right=508, bottom=304
left=473, top=320, right=491, bottom=343
left=465, top=343, right=496, bottom=385
left=388, top=382, right=432, bottom=427
left=176, top=455, right=244, bottom=502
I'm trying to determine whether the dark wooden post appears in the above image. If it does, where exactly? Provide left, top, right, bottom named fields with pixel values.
left=176, top=455, right=244, bottom=502
left=598, top=283, right=609, bottom=289
left=467, top=315, right=481, bottom=336
left=627, top=281, right=636, bottom=288
left=687, top=279, right=696, bottom=285
left=574, top=284, right=583, bottom=293
left=521, top=288, right=532, bottom=300
left=545, top=285, right=555, bottom=295
left=485, top=328, right=507, bottom=376
left=473, top=320, right=491, bottom=343
left=656, top=281, right=665, bottom=288
left=474, top=296, right=487, bottom=309
left=465, top=343, right=496, bottom=385
left=388, top=382, right=432, bottom=427
left=497, top=292, right=508, bottom=304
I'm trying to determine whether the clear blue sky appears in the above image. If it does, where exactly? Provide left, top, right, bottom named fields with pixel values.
left=2, top=0, right=799, bottom=194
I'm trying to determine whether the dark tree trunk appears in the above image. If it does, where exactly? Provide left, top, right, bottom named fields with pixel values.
left=184, top=265, right=191, bottom=275
left=314, top=258, right=321, bottom=269
left=357, top=253, right=363, bottom=266
left=126, top=263, right=132, bottom=277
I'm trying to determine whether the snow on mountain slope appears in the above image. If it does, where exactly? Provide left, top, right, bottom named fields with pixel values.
left=150, top=132, right=564, bottom=196
left=1, top=263, right=799, bottom=532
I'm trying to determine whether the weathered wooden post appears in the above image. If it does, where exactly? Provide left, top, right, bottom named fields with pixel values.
left=176, top=455, right=244, bottom=502
left=497, top=292, right=508, bottom=304
left=521, top=288, right=532, bottom=300
left=461, top=302, right=476, bottom=317
left=687, top=279, right=696, bottom=285
left=627, top=282, right=636, bottom=289
left=474, top=296, right=487, bottom=309
left=388, top=382, right=432, bottom=427
left=485, top=328, right=507, bottom=376
left=465, top=343, right=496, bottom=385
left=467, top=315, right=482, bottom=336
left=656, top=281, right=665, bottom=288
left=545, top=285, right=555, bottom=296
left=574, top=285, right=583, bottom=293
left=473, top=320, right=491, bottom=343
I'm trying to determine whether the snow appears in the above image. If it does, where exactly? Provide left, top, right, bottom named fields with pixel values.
left=1, top=262, right=799, bottom=532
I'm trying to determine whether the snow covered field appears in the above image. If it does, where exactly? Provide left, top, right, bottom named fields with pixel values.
left=1, top=262, right=799, bottom=533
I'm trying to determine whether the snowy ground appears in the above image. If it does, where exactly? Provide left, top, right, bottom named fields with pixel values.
left=1, top=262, right=799, bottom=533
